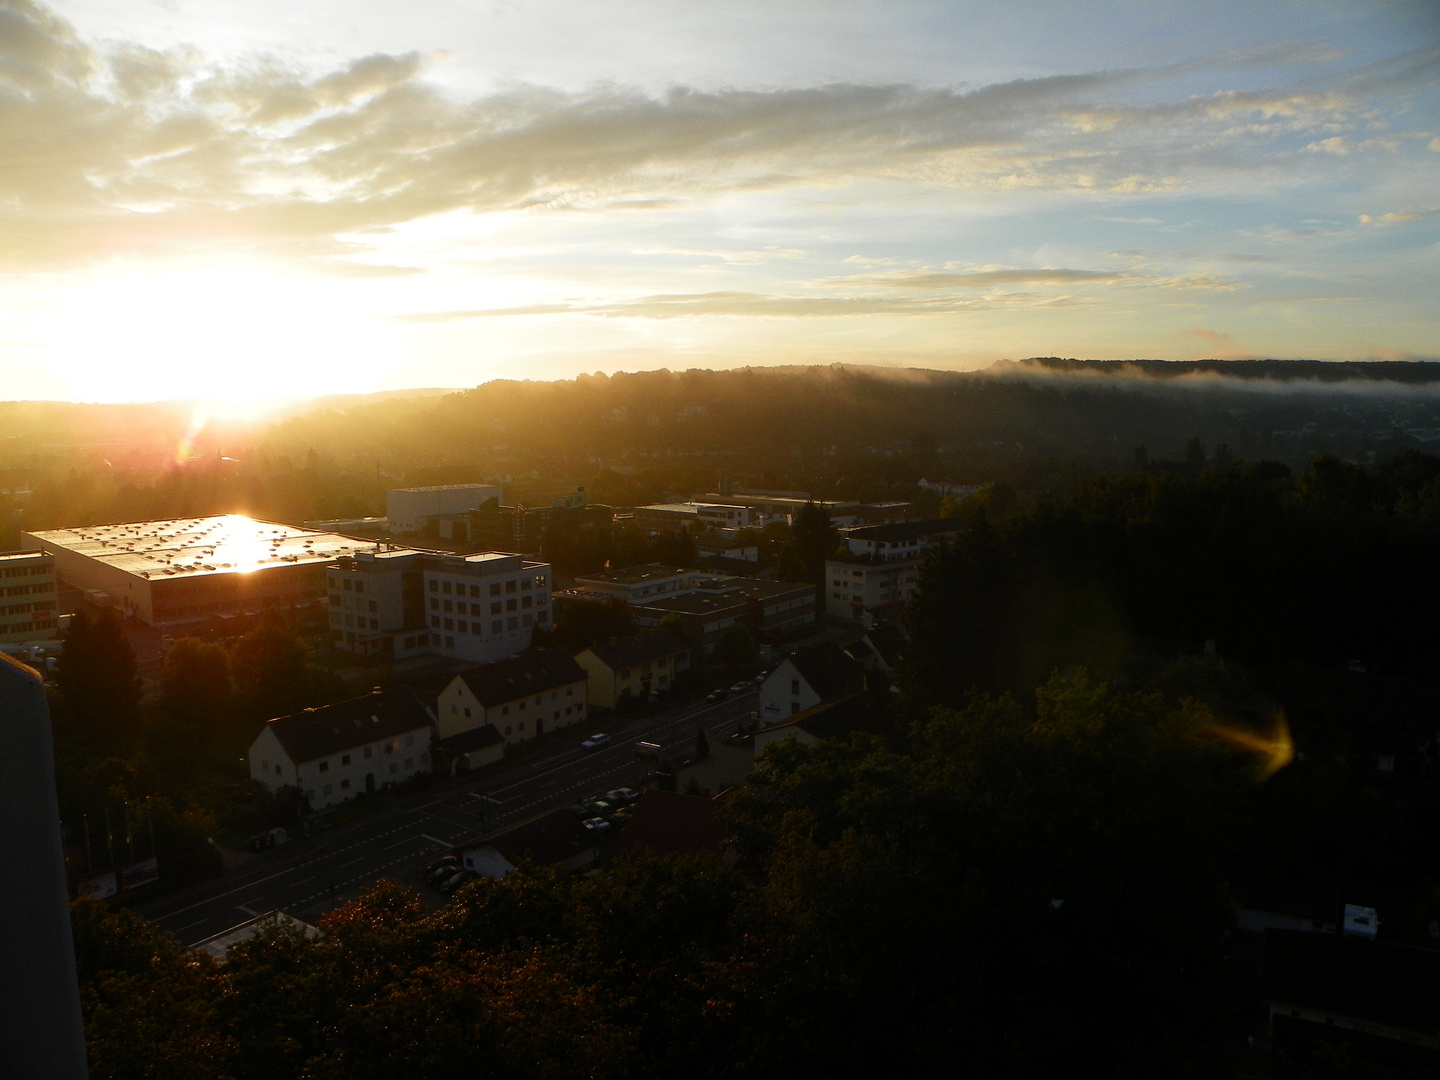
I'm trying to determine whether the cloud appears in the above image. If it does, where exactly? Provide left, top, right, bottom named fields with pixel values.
left=394, top=289, right=1093, bottom=321
left=1303, top=136, right=1350, bottom=154
left=0, top=1, right=1436, bottom=273
left=1358, top=208, right=1439, bottom=224
left=841, top=268, right=1136, bottom=289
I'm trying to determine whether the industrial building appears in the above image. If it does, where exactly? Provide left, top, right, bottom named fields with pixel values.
left=386, top=485, right=502, bottom=535
left=21, top=516, right=376, bottom=626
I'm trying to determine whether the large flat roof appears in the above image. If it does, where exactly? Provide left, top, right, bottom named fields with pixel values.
left=27, top=516, right=378, bottom=583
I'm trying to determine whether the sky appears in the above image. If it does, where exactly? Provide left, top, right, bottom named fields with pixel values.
left=1, top=0, right=1437, bottom=408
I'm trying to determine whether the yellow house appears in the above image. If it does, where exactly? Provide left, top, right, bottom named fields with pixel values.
left=436, top=647, right=588, bottom=748
left=574, top=629, right=690, bottom=710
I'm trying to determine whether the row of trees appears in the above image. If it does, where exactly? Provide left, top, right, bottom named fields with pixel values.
left=51, top=613, right=349, bottom=845
left=73, top=668, right=1260, bottom=1079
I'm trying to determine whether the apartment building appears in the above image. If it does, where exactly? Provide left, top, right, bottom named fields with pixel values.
left=825, top=558, right=925, bottom=622
left=248, top=687, right=434, bottom=811
left=328, top=549, right=552, bottom=664
left=0, top=550, right=57, bottom=643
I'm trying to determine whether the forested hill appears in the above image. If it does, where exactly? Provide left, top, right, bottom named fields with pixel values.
left=992, top=357, right=1440, bottom=383
left=4, top=359, right=1438, bottom=536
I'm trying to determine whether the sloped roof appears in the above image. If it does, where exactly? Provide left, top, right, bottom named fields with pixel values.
left=863, top=622, right=908, bottom=669
left=584, top=629, right=689, bottom=671
left=265, top=687, right=432, bottom=765
left=456, top=648, right=587, bottom=707
left=486, top=807, right=609, bottom=866
left=616, top=788, right=728, bottom=857
left=435, top=724, right=504, bottom=755
left=1263, top=929, right=1440, bottom=1035
left=785, top=641, right=866, bottom=703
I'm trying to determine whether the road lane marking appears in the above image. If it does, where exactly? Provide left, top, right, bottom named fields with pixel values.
left=238, top=904, right=259, bottom=916
left=150, top=867, right=295, bottom=922
left=422, top=834, right=452, bottom=848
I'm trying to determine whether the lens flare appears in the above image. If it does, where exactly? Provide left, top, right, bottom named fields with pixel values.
left=1206, top=712, right=1294, bottom=779
left=175, top=406, right=210, bottom=466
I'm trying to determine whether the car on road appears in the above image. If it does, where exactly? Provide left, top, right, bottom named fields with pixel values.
left=605, top=787, right=640, bottom=805
left=754, top=673, right=767, bottom=685
left=581, top=733, right=611, bottom=751
left=582, top=817, right=611, bottom=833
left=706, top=688, right=728, bottom=702
left=729, top=680, right=752, bottom=694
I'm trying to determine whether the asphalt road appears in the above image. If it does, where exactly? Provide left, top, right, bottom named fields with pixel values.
left=137, top=689, right=760, bottom=947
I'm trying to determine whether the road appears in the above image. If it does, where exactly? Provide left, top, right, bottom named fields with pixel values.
left=137, top=689, right=760, bottom=947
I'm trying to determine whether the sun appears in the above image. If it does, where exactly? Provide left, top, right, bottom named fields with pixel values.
left=39, top=260, right=402, bottom=406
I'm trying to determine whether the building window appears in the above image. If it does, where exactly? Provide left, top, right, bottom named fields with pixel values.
left=442, top=581, right=452, bottom=594
left=368, top=600, right=377, bottom=613
left=791, top=702, right=800, bottom=715
left=506, top=580, right=517, bottom=593
left=443, top=600, right=453, bottom=613
left=522, top=613, right=532, bottom=627
left=430, top=598, right=439, bottom=611
left=490, top=583, right=501, bottom=596
left=342, top=754, right=351, bottom=766
left=502, top=705, right=509, bottom=716
left=491, top=602, right=501, bottom=615
left=791, top=680, right=800, bottom=695
left=363, top=746, right=373, bottom=759
left=492, top=620, right=502, bottom=633
left=445, top=636, right=455, bottom=648
left=464, top=707, right=471, bottom=717
left=521, top=595, right=532, bottom=609
left=458, top=620, right=467, bottom=632
left=507, top=598, right=517, bottom=612
left=504, top=726, right=512, bottom=735
left=341, top=779, right=350, bottom=790
left=431, top=617, right=440, bottom=628
left=275, top=763, right=282, bottom=775
left=521, top=578, right=532, bottom=590
left=534, top=574, right=547, bottom=587
left=472, top=603, right=483, bottom=616
left=430, top=580, right=438, bottom=592
left=444, top=618, right=454, bottom=630
left=319, top=761, right=329, bottom=773
left=389, top=763, right=398, bottom=775
left=469, top=585, right=480, bottom=598
left=324, top=784, right=333, bottom=796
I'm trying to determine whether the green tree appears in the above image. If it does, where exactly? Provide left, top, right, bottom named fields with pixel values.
left=712, top=621, right=755, bottom=666
left=56, top=609, right=142, bottom=757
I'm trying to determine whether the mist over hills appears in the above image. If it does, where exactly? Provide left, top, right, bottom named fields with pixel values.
left=3, top=359, right=1437, bottom=538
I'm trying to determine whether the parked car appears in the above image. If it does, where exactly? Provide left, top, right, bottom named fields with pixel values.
left=729, top=680, right=752, bottom=694
left=583, top=799, right=616, bottom=817
left=581, top=733, right=611, bottom=751
left=605, top=787, right=640, bottom=805
left=438, top=868, right=480, bottom=894
left=706, top=688, right=728, bottom=702
left=754, top=673, right=767, bottom=685
left=582, top=817, right=611, bottom=833
left=425, top=856, right=462, bottom=885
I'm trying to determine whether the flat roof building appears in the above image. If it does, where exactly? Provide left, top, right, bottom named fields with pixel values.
left=21, top=516, right=377, bottom=626
left=387, top=485, right=502, bottom=535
